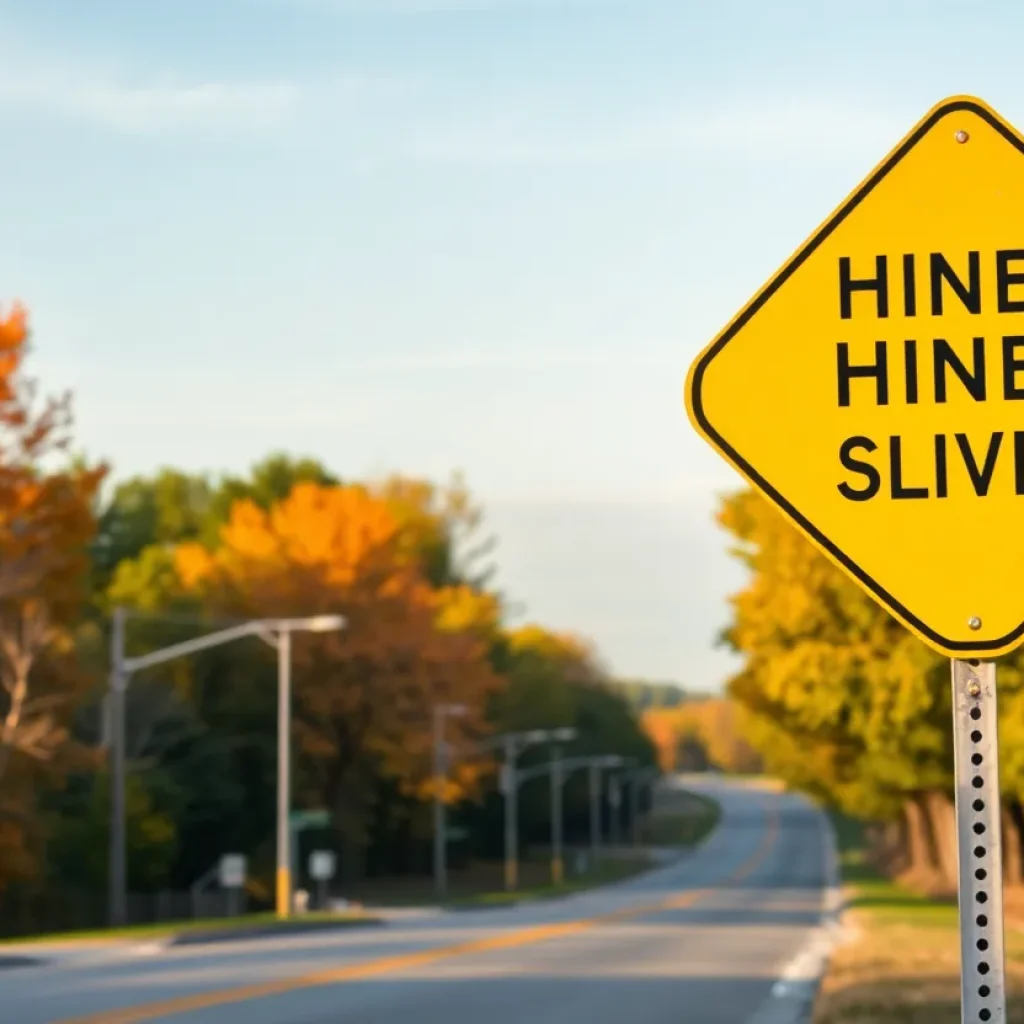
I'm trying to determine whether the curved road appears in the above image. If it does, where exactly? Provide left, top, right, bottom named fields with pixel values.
left=1, top=778, right=837, bottom=1024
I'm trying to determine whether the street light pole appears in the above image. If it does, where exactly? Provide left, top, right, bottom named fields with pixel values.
left=109, top=607, right=127, bottom=927
left=629, top=774, right=640, bottom=847
left=609, top=777, right=621, bottom=846
left=275, top=628, right=292, bottom=919
left=504, top=734, right=517, bottom=891
left=551, top=745, right=564, bottom=884
left=433, top=703, right=467, bottom=899
left=106, top=610, right=344, bottom=928
left=589, top=761, right=600, bottom=863
left=433, top=706, right=446, bottom=899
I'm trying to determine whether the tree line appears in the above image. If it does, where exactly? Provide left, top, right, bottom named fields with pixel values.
left=642, top=698, right=763, bottom=775
left=719, top=486, right=1024, bottom=892
left=0, top=307, right=657, bottom=932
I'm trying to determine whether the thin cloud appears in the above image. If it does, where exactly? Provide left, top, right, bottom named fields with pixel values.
left=406, top=95, right=908, bottom=167
left=0, top=61, right=301, bottom=135
left=334, top=344, right=682, bottom=372
left=280, top=0, right=615, bottom=12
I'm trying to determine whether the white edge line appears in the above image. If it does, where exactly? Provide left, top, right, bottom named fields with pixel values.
left=743, top=803, right=846, bottom=1024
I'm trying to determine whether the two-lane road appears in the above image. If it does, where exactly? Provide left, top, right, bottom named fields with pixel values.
left=0, top=778, right=837, bottom=1024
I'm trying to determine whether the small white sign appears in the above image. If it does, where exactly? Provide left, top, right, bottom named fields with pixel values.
left=218, top=853, right=246, bottom=889
left=309, top=850, right=337, bottom=881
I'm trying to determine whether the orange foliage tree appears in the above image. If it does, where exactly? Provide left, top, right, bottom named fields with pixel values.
left=175, top=482, right=503, bottom=880
left=0, top=304, right=106, bottom=885
left=642, top=699, right=763, bottom=775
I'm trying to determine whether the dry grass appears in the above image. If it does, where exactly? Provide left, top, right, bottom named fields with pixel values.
left=816, top=917, right=1024, bottom=1023
left=814, top=817, right=1024, bottom=1022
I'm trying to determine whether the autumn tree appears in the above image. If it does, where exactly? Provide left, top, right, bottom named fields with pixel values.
left=372, top=472, right=496, bottom=591
left=174, top=482, right=503, bottom=883
left=92, top=453, right=339, bottom=593
left=472, top=624, right=657, bottom=853
left=719, top=487, right=965, bottom=890
left=0, top=304, right=106, bottom=887
left=641, top=700, right=761, bottom=775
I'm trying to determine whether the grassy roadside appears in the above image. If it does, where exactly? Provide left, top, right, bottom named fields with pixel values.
left=642, top=791, right=721, bottom=847
left=4, top=792, right=723, bottom=947
left=0, top=910, right=376, bottom=948
left=448, top=854, right=654, bottom=908
left=454, top=794, right=722, bottom=908
left=813, top=815, right=1024, bottom=1022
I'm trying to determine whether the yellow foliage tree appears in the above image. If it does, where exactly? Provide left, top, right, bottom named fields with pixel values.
left=719, top=487, right=966, bottom=890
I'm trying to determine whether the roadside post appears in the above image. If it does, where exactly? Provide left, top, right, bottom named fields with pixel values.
left=218, top=854, right=246, bottom=918
left=684, top=96, right=1024, bottom=1023
left=309, top=850, right=337, bottom=910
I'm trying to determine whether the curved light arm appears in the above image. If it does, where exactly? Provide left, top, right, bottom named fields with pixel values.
left=123, top=621, right=269, bottom=674
left=122, top=614, right=346, bottom=675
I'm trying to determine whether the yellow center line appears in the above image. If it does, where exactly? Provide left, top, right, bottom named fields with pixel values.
left=59, top=808, right=780, bottom=1024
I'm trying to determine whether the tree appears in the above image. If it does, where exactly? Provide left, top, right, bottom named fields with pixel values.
left=373, top=472, right=496, bottom=591
left=718, top=487, right=958, bottom=889
left=641, top=699, right=762, bottom=775
left=476, top=624, right=657, bottom=852
left=174, top=481, right=503, bottom=883
left=0, top=304, right=106, bottom=886
left=93, top=454, right=339, bottom=593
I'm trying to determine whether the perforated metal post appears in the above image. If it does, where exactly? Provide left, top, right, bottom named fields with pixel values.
left=952, top=659, right=1006, bottom=1024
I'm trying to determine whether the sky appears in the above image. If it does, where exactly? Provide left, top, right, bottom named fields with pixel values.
left=2, top=0, right=1024, bottom=688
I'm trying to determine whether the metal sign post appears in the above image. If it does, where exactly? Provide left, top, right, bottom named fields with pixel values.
left=952, top=659, right=1005, bottom=1023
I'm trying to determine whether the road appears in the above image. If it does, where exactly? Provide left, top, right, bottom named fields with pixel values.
left=0, top=777, right=838, bottom=1024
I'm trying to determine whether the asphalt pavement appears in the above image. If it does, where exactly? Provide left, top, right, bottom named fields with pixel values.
left=0, top=776, right=839, bottom=1024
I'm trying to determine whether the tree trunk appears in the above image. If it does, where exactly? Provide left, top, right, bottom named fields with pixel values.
left=1005, top=800, right=1024, bottom=888
left=881, top=818, right=906, bottom=875
left=903, top=796, right=937, bottom=879
left=923, top=790, right=959, bottom=893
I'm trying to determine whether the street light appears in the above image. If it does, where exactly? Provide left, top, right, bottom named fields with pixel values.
left=607, top=758, right=637, bottom=847
left=108, top=609, right=345, bottom=927
left=547, top=728, right=577, bottom=884
left=433, top=703, right=468, bottom=899
left=518, top=749, right=627, bottom=883
left=587, top=754, right=626, bottom=862
left=495, top=727, right=578, bottom=891
left=623, top=766, right=661, bottom=846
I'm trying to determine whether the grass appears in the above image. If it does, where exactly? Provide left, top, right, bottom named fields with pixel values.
left=642, top=791, right=721, bottom=848
left=5, top=790, right=723, bottom=947
left=448, top=796, right=722, bottom=908
left=813, top=814, right=1024, bottom=1023
left=0, top=909, right=375, bottom=948
left=447, top=853, right=657, bottom=908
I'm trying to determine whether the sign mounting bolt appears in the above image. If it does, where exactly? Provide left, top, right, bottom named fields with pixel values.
left=955, top=129, right=970, bottom=143
left=967, top=679, right=982, bottom=698
left=969, top=616, right=982, bottom=631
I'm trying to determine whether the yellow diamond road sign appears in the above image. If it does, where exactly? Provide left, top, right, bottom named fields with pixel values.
left=685, top=95, right=1024, bottom=660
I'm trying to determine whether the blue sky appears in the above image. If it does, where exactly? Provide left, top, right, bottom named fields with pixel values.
left=2, top=0, right=1023, bottom=687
